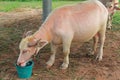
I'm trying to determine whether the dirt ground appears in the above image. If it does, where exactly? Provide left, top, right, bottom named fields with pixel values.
left=0, top=8, right=120, bottom=80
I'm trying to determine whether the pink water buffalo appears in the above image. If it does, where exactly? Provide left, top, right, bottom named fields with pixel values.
left=17, top=0, right=108, bottom=69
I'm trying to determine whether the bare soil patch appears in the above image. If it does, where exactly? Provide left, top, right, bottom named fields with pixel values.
left=0, top=8, right=120, bottom=80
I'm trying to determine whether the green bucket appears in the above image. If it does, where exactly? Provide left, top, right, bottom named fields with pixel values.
left=15, top=61, right=34, bottom=79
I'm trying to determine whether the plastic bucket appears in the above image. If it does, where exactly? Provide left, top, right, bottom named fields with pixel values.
left=15, top=61, right=34, bottom=79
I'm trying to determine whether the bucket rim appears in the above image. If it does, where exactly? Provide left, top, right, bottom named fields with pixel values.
left=15, top=60, right=34, bottom=68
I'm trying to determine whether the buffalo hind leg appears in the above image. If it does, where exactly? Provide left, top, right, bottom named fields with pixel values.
left=96, top=28, right=106, bottom=61
left=91, top=33, right=99, bottom=55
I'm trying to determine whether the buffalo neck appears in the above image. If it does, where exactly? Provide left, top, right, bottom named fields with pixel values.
left=33, top=19, right=53, bottom=42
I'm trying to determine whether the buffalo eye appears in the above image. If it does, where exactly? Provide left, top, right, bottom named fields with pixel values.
left=22, top=50, right=27, bottom=54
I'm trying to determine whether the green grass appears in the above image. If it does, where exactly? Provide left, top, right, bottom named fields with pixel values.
left=0, top=1, right=79, bottom=12
left=113, top=11, right=120, bottom=25
left=0, top=1, right=42, bottom=12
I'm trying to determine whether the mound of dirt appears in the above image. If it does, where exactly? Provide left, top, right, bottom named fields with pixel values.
left=0, top=8, right=42, bottom=27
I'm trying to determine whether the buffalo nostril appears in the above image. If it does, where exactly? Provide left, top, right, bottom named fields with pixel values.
left=17, top=61, right=26, bottom=66
left=19, top=63, right=21, bottom=66
left=17, top=62, right=22, bottom=66
left=17, top=63, right=20, bottom=66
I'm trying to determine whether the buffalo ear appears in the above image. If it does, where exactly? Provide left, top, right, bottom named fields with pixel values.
left=27, top=41, right=37, bottom=47
left=23, top=31, right=33, bottom=38
left=37, top=40, right=48, bottom=48
left=27, top=39, right=48, bottom=48
left=27, top=39, right=40, bottom=47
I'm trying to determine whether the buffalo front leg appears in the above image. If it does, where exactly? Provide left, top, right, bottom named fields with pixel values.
left=61, top=37, right=72, bottom=69
left=46, top=43, right=58, bottom=68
